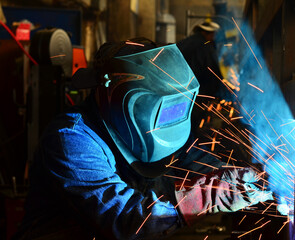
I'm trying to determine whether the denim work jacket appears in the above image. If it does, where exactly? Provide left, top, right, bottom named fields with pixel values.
left=14, top=93, right=223, bottom=240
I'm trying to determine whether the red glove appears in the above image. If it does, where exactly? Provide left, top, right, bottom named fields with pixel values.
left=175, top=167, right=273, bottom=225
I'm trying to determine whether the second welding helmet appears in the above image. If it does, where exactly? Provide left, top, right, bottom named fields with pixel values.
left=73, top=40, right=200, bottom=177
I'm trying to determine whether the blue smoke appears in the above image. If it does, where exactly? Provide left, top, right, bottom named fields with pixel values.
left=218, top=20, right=294, bottom=206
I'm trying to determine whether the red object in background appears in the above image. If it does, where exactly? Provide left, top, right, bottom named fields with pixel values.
left=15, top=23, right=31, bottom=41
left=72, top=46, right=87, bottom=76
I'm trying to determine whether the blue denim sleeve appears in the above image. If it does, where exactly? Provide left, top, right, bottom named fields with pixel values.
left=41, top=114, right=182, bottom=239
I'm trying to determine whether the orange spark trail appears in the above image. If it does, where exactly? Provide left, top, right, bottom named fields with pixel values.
left=197, top=204, right=217, bottom=216
left=232, top=17, right=262, bottom=69
left=166, top=165, right=206, bottom=176
left=237, top=220, right=271, bottom=238
left=147, top=195, right=164, bottom=209
left=199, top=119, right=205, bottom=128
left=261, top=202, right=274, bottom=214
left=199, top=141, right=220, bottom=146
left=277, top=220, right=289, bottom=234
left=50, top=54, right=66, bottom=59
left=231, top=116, right=243, bottom=121
left=192, top=146, right=222, bottom=159
left=136, top=212, right=151, bottom=234
left=238, top=215, right=247, bottom=225
left=146, top=128, right=160, bottom=134
left=126, top=41, right=144, bottom=47
left=280, top=120, right=295, bottom=127
left=255, top=217, right=265, bottom=225
left=186, top=76, right=195, bottom=88
left=179, top=171, right=189, bottom=191
left=226, top=149, right=234, bottom=166
left=210, top=128, right=240, bottom=145
left=197, top=94, right=216, bottom=99
left=186, top=138, right=199, bottom=153
left=203, top=235, right=209, bottom=240
left=167, top=83, right=204, bottom=110
left=174, top=196, right=187, bottom=208
left=247, top=82, right=264, bottom=92
left=149, top=60, right=194, bottom=96
left=258, top=233, right=262, bottom=240
left=204, top=41, right=210, bottom=44
left=151, top=48, right=164, bottom=62
left=193, top=161, right=219, bottom=170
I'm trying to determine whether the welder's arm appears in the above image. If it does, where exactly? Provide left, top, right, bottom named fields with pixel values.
left=175, top=167, right=273, bottom=225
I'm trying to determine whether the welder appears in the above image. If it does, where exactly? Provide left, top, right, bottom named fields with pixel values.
left=13, top=38, right=273, bottom=240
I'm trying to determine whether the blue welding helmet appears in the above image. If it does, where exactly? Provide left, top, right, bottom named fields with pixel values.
left=96, top=44, right=200, bottom=167
left=72, top=40, right=200, bottom=177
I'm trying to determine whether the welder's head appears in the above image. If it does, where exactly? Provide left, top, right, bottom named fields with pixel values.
left=72, top=38, right=199, bottom=177
left=193, top=21, right=220, bottom=42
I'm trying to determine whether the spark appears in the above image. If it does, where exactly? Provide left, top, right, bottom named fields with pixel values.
left=163, top=174, right=191, bottom=181
left=167, top=83, right=204, bottom=110
left=151, top=47, right=164, bottom=62
left=193, top=161, right=219, bottom=170
left=231, top=116, right=243, bottom=121
left=204, top=41, right=210, bottom=44
left=255, top=217, right=264, bottom=225
left=203, top=236, right=209, bottom=240
left=247, top=82, right=264, bottom=93
left=197, top=204, right=217, bottom=216
left=136, top=212, right=151, bottom=234
left=210, top=128, right=240, bottom=145
left=199, top=119, right=205, bottom=128
left=150, top=60, right=194, bottom=96
left=258, top=233, right=262, bottom=240
left=174, top=196, right=187, bottom=208
left=146, top=128, right=160, bottom=134
left=261, top=202, right=275, bottom=214
left=192, top=146, right=222, bottom=159
left=277, top=220, right=289, bottom=234
left=238, top=215, right=247, bottom=225
left=232, top=17, right=262, bottom=69
left=224, top=43, right=233, bottom=47
left=197, top=94, right=216, bottom=99
left=125, top=41, right=145, bottom=47
left=198, top=141, right=220, bottom=146
left=186, top=138, right=199, bottom=153
left=50, top=54, right=66, bottom=59
left=186, top=76, right=195, bottom=88
left=165, top=155, right=179, bottom=167
left=166, top=165, right=206, bottom=176
left=280, top=120, right=295, bottom=127
left=229, top=107, right=235, bottom=118
left=226, top=149, right=234, bottom=166
left=179, top=171, right=189, bottom=191
left=147, top=195, right=164, bottom=209
left=237, top=220, right=271, bottom=238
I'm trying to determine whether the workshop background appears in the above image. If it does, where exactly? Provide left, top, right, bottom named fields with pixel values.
left=0, top=0, right=295, bottom=239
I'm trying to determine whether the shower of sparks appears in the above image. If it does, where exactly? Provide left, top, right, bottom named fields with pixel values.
left=136, top=212, right=152, bottom=234
left=232, top=17, right=262, bottom=69
left=247, top=82, right=264, bottom=93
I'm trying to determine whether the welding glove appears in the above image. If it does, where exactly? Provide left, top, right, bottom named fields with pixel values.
left=175, top=167, right=273, bottom=225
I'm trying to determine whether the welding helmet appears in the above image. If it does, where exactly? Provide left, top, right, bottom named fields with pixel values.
left=72, top=40, right=199, bottom=176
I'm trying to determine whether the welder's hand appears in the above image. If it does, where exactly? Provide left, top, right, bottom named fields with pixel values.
left=175, top=167, right=273, bottom=225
